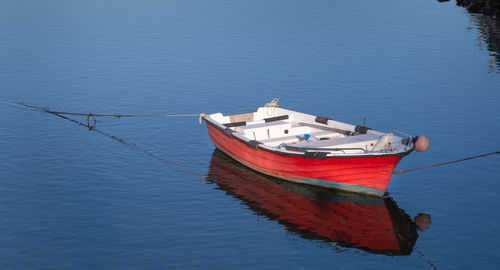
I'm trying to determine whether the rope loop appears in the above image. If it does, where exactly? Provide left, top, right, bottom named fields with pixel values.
left=264, top=98, right=279, bottom=108
left=199, top=113, right=208, bottom=124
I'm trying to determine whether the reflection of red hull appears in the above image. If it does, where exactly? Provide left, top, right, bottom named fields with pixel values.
left=205, top=121, right=402, bottom=195
left=207, top=150, right=418, bottom=255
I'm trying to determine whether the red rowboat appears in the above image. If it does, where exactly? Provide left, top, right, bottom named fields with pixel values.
left=207, top=150, right=419, bottom=255
left=202, top=102, right=428, bottom=196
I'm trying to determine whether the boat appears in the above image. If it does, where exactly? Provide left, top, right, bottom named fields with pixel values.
left=202, top=100, right=429, bottom=196
left=206, top=150, right=419, bottom=255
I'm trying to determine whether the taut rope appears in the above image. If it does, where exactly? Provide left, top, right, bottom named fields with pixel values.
left=17, top=103, right=208, bottom=125
left=394, top=150, right=500, bottom=174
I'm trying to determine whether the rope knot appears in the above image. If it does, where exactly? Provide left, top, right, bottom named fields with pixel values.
left=199, top=113, right=208, bottom=124
left=264, top=98, right=279, bottom=108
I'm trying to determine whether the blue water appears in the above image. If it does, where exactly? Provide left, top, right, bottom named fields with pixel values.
left=1, top=0, right=500, bottom=269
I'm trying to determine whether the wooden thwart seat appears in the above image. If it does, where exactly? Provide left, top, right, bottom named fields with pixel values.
left=234, top=120, right=291, bottom=140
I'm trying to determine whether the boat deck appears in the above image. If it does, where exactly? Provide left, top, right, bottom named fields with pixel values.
left=208, top=107, right=413, bottom=156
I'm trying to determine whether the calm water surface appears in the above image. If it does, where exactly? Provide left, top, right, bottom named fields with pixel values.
left=1, top=1, right=500, bottom=269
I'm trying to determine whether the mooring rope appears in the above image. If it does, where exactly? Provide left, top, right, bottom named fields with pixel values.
left=16, top=103, right=208, bottom=124
left=393, top=150, right=500, bottom=174
left=1, top=102, right=206, bottom=177
left=53, top=112, right=205, bottom=177
left=47, top=111, right=201, bottom=117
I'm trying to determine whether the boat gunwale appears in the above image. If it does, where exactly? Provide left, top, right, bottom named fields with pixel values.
left=204, top=116, right=415, bottom=159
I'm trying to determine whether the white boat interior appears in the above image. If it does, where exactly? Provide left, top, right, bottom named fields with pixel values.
left=207, top=106, right=414, bottom=156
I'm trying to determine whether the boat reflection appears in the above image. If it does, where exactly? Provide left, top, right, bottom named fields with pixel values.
left=206, top=149, right=427, bottom=255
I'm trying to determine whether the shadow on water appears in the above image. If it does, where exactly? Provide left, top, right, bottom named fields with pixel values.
left=205, top=149, right=432, bottom=256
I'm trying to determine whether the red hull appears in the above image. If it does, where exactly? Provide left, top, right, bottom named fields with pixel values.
left=206, top=121, right=403, bottom=195
left=207, top=150, right=418, bottom=255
